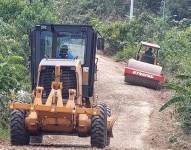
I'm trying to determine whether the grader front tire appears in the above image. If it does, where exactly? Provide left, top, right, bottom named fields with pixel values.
left=91, top=104, right=107, bottom=148
left=10, top=110, right=30, bottom=145
left=106, top=106, right=111, bottom=146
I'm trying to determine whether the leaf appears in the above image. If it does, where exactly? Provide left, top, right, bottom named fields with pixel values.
left=176, top=74, right=191, bottom=80
left=8, top=55, right=24, bottom=64
left=164, top=82, right=191, bottom=95
left=159, top=96, right=184, bottom=112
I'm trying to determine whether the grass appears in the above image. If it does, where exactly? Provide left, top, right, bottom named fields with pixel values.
left=0, top=126, right=9, bottom=140
left=168, top=134, right=178, bottom=144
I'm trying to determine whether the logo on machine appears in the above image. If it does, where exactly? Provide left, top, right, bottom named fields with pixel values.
left=132, top=71, right=154, bottom=79
left=83, top=67, right=89, bottom=72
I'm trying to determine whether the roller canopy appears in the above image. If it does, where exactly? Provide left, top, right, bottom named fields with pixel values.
left=141, top=41, right=160, bottom=49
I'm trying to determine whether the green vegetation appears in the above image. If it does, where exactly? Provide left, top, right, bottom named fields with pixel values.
left=160, top=75, right=191, bottom=130
left=168, top=134, right=178, bottom=144
left=0, top=126, right=9, bottom=140
left=0, top=0, right=58, bottom=138
left=0, top=0, right=191, bottom=140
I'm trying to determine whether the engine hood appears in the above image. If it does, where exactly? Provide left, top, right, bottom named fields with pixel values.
left=39, top=58, right=81, bottom=67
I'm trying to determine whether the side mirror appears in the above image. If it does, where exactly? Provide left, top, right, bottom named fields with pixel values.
left=97, top=38, right=105, bottom=50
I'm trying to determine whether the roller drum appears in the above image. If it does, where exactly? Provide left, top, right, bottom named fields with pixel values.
left=127, top=59, right=162, bottom=75
left=125, top=59, right=162, bottom=89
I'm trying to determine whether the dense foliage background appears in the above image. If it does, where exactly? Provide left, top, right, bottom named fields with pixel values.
left=0, top=0, right=58, bottom=134
left=0, top=0, right=191, bottom=138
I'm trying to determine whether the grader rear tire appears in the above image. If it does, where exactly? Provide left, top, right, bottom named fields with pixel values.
left=10, top=110, right=30, bottom=145
left=91, top=104, right=107, bottom=148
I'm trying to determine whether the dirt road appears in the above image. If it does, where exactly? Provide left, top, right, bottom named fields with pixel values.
left=95, top=55, right=174, bottom=150
left=0, top=54, right=174, bottom=150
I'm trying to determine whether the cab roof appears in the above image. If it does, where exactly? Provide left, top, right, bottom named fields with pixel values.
left=141, top=41, right=160, bottom=49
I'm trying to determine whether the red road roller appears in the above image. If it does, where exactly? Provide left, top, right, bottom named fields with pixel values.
left=124, top=41, right=165, bottom=89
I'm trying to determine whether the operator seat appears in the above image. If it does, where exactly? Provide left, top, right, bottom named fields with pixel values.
left=141, top=54, right=155, bottom=64
left=141, top=48, right=155, bottom=64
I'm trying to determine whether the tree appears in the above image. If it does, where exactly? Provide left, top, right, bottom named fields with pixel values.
left=167, top=0, right=191, bottom=20
left=0, top=0, right=58, bottom=127
left=56, top=0, right=128, bottom=24
left=0, top=0, right=25, bottom=23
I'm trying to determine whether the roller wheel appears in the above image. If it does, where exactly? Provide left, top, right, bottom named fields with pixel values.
left=30, top=135, right=43, bottom=144
left=125, top=76, right=128, bottom=82
left=125, top=75, right=161, bottom=90
left=10, top=110, right=30, bottom=145
left=91, top=103, right=107, bottom=148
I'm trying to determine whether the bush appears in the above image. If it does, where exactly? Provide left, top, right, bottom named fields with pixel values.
left=0, top=0, right=58, bottom=128
left=114, top=45, right=138, bottom=60
left=160, top=26, right=191, bottom=74
left=160, top=75, right=191, bottom=130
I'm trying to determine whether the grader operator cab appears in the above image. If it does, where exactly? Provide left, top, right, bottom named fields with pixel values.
left=9, top=24, right=114, bottom=148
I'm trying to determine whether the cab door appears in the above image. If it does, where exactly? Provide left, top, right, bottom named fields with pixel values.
left=30, top=26, right=53, bottom=90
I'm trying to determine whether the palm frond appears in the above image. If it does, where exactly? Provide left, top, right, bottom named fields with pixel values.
left=164, top=82, right=191, bottom=95
left=176, top=74, right=191, bottom=80
left=159, top=96, right=184, bottom=112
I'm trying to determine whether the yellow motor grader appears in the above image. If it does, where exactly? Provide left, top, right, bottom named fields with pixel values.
left=9, top=24, right=114, bottom=148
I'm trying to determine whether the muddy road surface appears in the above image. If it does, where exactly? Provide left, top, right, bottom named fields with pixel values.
left=0, top=54, right=174, bottom=150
